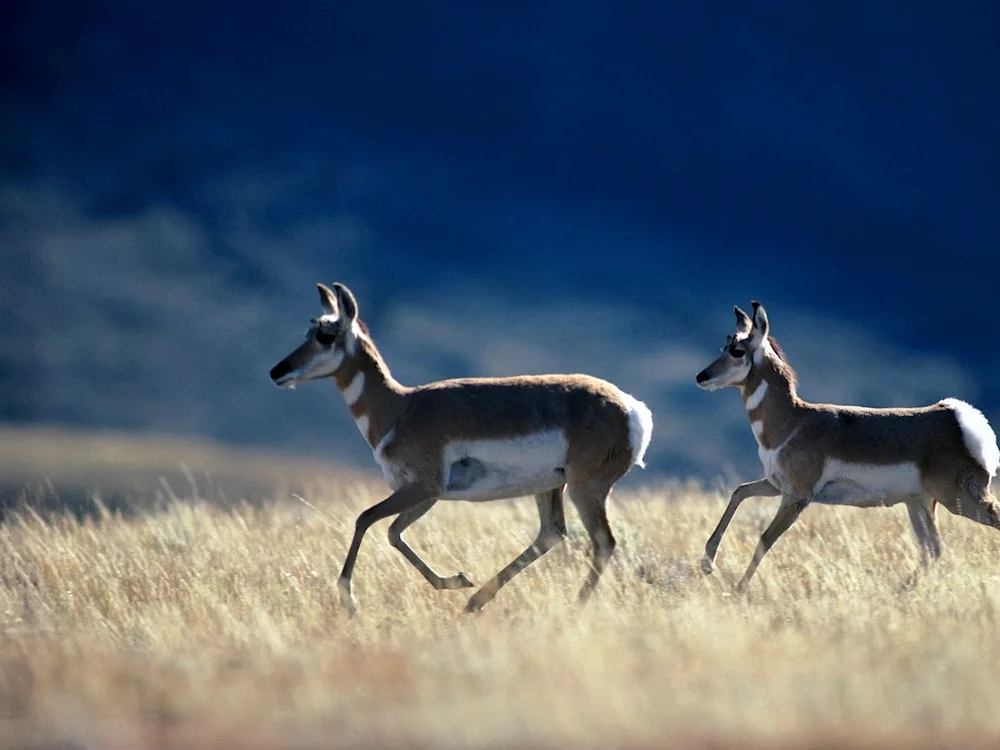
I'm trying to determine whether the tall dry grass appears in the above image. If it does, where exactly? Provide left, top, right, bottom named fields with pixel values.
left=3, top=471, right=1000, bottom=749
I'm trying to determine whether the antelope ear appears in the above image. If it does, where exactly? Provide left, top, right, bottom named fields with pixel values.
left=734, top=306, right=752, bottom=334
left=333, top=282, right=359, bottom=322
left=750, top=301, right=769, bottom=338
left=317, top=283, right=339, bottom=316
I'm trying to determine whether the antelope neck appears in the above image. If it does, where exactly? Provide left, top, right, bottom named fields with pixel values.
left=742, top=351, right=800, bottom=450
left=332, top=330, right=407, bottom=448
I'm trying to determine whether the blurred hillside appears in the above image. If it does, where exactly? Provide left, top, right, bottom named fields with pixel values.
left=2, top=2, right=998, bottom=479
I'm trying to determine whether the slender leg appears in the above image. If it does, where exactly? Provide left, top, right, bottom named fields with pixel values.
left=906, top=497, right=942, bottom=569
left=338, top=484, right=435, bottom=615
left=464, top=487, right=567, bottom=613
left=701, top=478, right=779, bottom=575
left=387, top=499, right=474, bottom=590
left=567, top=481, right=617, bottom=605
left=735, top=496, right=808, bottom=594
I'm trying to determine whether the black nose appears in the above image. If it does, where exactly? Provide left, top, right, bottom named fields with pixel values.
left=695, top=370, right=709, bottom=384
left=270, top=360, right=292, bottom=382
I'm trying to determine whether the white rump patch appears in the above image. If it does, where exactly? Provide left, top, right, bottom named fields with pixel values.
left=440, top=430, right=568, bottom=502
left=812, top=459, right=922, bottom=499
left=618, top=390, right=654, bottom=468
left=343, top=372, right=365, bottom=406
left=744, top=381, right=768, bottom=411
left=941, top=398, right=1000, bottom=477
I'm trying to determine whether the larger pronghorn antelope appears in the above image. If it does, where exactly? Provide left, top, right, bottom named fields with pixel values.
left=696, top=302, right=1000, bottom=592
left=269, top=282, right=653, bottom=614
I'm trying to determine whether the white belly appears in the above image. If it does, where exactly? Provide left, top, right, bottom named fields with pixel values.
left=440, top=430, right=569, bottom=502
left=812, top=459, right=923, bottom=500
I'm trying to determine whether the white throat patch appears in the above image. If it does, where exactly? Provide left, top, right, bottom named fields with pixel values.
left=745, top=381, right=768, bottom=411
left=343, top=371, right=365, bottom=406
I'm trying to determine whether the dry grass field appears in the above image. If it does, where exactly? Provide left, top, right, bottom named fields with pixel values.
left=3, top=428, right=1000, bottom=749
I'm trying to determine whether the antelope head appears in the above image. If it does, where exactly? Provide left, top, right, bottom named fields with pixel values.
left=695, top=302, right=770, bottom=390
left=269, top=282, right=361, bottom=389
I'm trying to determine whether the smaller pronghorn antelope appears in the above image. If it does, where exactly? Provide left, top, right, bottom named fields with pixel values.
left=696, top=302, right=1000, bottom=592
left=269, top=282, right=653, bottom=614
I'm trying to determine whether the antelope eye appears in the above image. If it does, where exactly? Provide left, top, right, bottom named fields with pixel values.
left=730, top=348, right=746, bottom=358
left=315, top=329, right=336, bottom=346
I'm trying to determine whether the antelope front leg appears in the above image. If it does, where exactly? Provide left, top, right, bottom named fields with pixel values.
left=388, top=500, right=475, bottom=590
left=338, top=484, right=436, bottom=616
left=701, top=478, right=779, bottom=575
left=736, top=495, right=809, bottom=593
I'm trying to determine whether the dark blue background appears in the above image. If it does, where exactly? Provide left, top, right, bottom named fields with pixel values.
left=3, top=1, right=998, bottom=478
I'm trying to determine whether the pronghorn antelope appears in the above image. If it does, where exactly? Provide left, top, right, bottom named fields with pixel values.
left=269, top=282, right=653, bottom=614
left=696, top=302, right=1000, bottom=592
